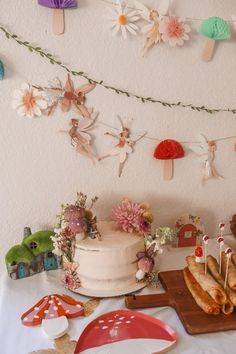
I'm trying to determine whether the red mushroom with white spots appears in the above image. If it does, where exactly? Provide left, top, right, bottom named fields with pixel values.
left=74, top=310, right=176, bottom=353
left=21, top=294, right=84, bottom=327
left=154, top=139, right=185, bottom=180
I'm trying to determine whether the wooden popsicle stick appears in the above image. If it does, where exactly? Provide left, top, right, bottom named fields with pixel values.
left=163, top=159, right=173, bottom=180
left=201, top=38, right=215, bottom=62
left=125, top=293, right=170, bottom=309
left=53, top=9, right=65, bottom=35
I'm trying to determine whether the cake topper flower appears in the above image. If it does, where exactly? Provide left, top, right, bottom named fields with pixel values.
left=12, top=83, right=48, bottom=118
left=98, top=116, right=146, bottom=177
left=111, top=198, right=153, bottom=235
left=33, top=75, right=96, bottom=118
left=159, top=16, right=191, bottom=47
left=107, top=0, right=140, bottom=40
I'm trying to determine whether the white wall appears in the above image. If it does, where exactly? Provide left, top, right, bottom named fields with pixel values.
left=1, top=0, right=236, bottom=272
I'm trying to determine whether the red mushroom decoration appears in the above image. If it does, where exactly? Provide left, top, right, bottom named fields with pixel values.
left=75, top=310, right=176, bottom=353
left=21, top=294, right=84, bottom=326
left=154, top=139, right=185, bottom=180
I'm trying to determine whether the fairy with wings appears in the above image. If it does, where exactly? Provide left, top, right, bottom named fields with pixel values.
left=98, top=116, right=146, bottom=177
left=190, top=134, right=223, bottom=184
left=34, top=75, right=96, bottom=117
left=134, top=0, right=170, bottom=54
left=68, top=112, right=98, bottom=162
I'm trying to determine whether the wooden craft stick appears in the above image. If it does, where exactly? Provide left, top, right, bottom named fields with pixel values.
left=201, top=38, right=215, bottom=62
left=53, top=8, right=65, bottom=35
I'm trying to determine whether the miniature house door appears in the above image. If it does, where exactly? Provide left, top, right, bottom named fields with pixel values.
left=17, top=263, right=29, bottom=279
left=44, top=252, right=58, bottom=271
left=178, top=224, right=197, bottom=247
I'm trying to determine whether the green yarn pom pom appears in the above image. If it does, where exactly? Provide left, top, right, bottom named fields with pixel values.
left=198, top=16, right=231, bottom=40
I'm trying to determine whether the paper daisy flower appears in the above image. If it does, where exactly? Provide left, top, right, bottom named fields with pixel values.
left=12, top=83, right=48, bottom=118
left=159, top=16, right=191, bottom=47
left=107, top=1, right=140, bottom=39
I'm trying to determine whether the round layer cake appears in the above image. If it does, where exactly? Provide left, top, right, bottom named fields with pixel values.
left=74, top=221, right=145, bottom=292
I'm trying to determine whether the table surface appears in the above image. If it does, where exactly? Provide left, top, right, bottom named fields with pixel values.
left=1, top=236, right=236, bottom=354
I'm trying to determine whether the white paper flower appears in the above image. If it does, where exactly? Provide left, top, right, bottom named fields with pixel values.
left=12, top=83, right=48, bottom=118
left=107, top=1, right=140, bottom=39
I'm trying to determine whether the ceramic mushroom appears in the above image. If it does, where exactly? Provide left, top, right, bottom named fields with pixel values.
left=198, top=16, right=230, bottom=62
left=38, top=0, right=77, bottom=35
left=154, top=139, right=185, bottom=180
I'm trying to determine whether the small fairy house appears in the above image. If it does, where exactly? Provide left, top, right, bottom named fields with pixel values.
left=5, top=227, right=61, bottom=280
left=175, top=214, right=204, bottom=247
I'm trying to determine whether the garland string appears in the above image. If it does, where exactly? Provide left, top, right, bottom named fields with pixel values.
left=1, top=24, right=236, bottom=115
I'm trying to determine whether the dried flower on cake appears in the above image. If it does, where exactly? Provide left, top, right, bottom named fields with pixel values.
left=159, top=16, right=191, bottom=47
left=12, top=83, right=48, bottom=118
left=107, top=0, right=140, bottom=40
left=111, top=198, right=153, bottom=235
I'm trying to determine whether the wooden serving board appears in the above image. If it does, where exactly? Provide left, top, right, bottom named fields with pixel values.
left=125, top=270, right=236, bottom=335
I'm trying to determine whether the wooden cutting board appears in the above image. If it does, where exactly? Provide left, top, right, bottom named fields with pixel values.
left=125, top=270, right=236, bottom=335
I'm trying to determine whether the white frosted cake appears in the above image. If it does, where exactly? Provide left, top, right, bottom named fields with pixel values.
left=74, top=221, right=145, bottom=292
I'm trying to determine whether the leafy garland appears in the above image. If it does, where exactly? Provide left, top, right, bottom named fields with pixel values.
left=1, top=25, right=236, bottom=115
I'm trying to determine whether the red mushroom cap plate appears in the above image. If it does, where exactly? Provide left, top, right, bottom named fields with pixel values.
left=21, top=294, right=84, bottom=326
left=74, top=310, right=177, bottom=354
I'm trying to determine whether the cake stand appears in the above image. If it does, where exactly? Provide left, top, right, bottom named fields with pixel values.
left=71, top=282, right=146, bottom=298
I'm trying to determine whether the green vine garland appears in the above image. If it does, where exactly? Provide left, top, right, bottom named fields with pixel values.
left=1, top=25, right=236, bottom=115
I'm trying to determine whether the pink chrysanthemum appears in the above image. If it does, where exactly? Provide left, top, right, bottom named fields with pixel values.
left=159, top=16, right=190, bottom=47
left=111, top=199, right=150, bottom=235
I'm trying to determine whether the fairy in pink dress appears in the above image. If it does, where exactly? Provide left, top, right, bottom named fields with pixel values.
left=98, top=116, right=146, bottom=177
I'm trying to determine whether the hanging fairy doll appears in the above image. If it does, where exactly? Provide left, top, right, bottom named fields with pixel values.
left=60, top=112, right=98, bottom=162
left=190, top=134, right=223, bottom=183
left=98, top=116, right=146, bottom=177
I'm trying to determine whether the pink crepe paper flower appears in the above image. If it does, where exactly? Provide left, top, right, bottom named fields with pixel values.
left=111, top=199, right=150, bottom=235
left=159, top=16, right=190, bottom=47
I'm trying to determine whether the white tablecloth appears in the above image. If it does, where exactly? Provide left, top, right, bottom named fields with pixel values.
left=1, top=238, right=236, bottom=354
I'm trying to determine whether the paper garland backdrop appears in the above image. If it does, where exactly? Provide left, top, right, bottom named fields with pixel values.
left=1, top=23, right=236, bottom=114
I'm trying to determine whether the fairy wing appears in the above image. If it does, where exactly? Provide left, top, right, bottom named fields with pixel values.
left=158, top=0, right=170, bottom=16
left=77, top=113, right=98, bottom=131
left=76, top=83, right=96, bottom=95
left=133, top=0, right=151, bottom=22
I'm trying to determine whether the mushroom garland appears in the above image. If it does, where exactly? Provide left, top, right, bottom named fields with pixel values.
left=154, top=139, right=185, bottom=180
left=74, top=310, right=176, bottom=354
left=38, top=0, right=77, bottom=35
left=198, top=17, right=231, bottom=62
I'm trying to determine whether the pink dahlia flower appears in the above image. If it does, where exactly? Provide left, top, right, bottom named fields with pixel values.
left=159, top=16, right=191, bottom=47
left=111, top=199, right=149, bottom=235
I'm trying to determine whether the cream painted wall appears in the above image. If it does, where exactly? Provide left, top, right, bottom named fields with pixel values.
left=0, top=0, right=236, bottom=272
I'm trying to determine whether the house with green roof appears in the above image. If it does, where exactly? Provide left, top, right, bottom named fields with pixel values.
left=5, top=227, right=61, bottom=280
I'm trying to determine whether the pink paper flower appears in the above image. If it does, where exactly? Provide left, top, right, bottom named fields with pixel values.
left=159, top=16, right=190, bottom=47
left=111, top=199, right=151, bottom=235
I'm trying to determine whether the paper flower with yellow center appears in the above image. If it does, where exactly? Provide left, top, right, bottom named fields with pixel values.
left=12, top=83, right=47, bottom=118
left=107, top=1, right=140, bottom=40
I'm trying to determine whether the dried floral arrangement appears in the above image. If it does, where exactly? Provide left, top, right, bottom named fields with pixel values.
left=52, top=192, right=100, bottom=290
left=110, top=198, right=154, bottom=235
